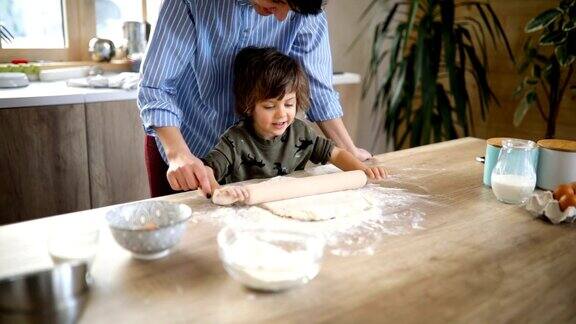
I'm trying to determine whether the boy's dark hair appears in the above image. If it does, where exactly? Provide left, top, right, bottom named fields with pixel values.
left=233, top=47, right=310, bottom=118
left=287, top=0, right=326, bottom=15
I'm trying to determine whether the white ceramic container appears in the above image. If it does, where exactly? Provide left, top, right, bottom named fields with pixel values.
left=536, top=139, right=576, bottom=190
left=0, top=72, right=29, bottom=88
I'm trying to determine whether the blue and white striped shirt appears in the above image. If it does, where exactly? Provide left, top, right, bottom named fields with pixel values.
left=138, top=0, right=342, bottom=161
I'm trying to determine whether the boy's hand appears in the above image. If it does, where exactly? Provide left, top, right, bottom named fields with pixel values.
left=212, top=186, right=250, bottom=206
left=363, top=166, right=389, bottom=181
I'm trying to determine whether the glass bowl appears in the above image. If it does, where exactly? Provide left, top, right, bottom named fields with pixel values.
left=217, top=226, right=325, bottom=292
left=105, top=201, right=192, bottom=260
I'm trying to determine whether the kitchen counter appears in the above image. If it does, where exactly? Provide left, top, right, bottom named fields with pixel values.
left=3, top=138, right=572, bottom=322
left=0, top=80, right=137, bottom=109
left=0, top=72, right=360, bottom=109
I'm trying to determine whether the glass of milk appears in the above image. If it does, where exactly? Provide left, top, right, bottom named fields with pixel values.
left=47, top=220, right=100, bottom=267
left=491, top=139, right=537, bottom=204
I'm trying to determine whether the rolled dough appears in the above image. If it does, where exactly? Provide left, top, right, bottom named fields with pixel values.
left=259, top=189, right=373, bottom=221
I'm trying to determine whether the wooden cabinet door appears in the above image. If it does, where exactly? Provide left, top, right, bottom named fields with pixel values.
left=0, top=104, right=91, bottom=224
left=85, top=100, right=150, bottom=208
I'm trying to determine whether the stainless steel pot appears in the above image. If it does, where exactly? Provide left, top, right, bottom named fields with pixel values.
left=88, top=37, right=116, bottom=62
left=123, top=21, right=147, bottom=60
left=0, top=261, right=90, bottom=324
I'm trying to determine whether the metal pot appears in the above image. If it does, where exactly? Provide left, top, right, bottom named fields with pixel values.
left=88, top=37, right=116, bottom=62
left=123, top=21, right=147, bottom=61
left=0, top=261, right=90, bottom=324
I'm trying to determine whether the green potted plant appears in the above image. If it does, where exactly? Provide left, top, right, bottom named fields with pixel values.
left=359, top=0, right=514, bottom=149
left=513, top=0, right=575, bottom=139
left=0, top=24, right=13, bottom=47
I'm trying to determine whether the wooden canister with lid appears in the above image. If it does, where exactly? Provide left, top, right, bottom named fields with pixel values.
left=536, top=139, right=576, bottom=190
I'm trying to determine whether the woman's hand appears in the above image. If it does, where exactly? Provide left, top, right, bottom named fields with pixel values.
left=363, top=166, right=389, bottom=181
left=354, top=147, right=373, bottom=161
left=166, top=151, right=212, bottom=195
left=155, top=126, right=213, bottom=196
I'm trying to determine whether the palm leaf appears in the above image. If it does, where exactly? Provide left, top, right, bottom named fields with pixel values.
left=355, top=0, right=512, bottom=148
left=473, top=4, right=498, bottom=48
left=525, top=8, right=563, bottom=33
left=437, top=84, right=458, bottom=139
left=404, top=0, right=421, bottom=49
left=484, top=4, right=516, bottom=62
left=0, top=25, right=14, bottom=43
left=361, top=3, right=400, bottom=97
left=513, top=91, right=537, bottom=126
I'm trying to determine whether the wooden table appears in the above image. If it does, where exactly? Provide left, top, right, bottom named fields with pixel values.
left=1, top=138, right=575, bottom=323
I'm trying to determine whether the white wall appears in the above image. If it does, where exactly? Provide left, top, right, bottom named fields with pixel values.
left=325, top=0, right=389, bottom=154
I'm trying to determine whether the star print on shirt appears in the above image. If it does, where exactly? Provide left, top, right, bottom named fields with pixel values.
left=294, top=138, right=313, bottom=156
left=240, top=152, right=265, bottom=168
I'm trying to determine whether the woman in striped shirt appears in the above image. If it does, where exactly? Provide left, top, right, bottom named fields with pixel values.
left=138, top=0, right=372, bottom=198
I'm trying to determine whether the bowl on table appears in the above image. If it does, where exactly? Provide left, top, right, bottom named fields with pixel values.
left=105, top=201, right=192, bottom=260
left=217, top=226, right=325, bottom=292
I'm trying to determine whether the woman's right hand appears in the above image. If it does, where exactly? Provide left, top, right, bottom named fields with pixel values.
left=166, top=151, right=212, bottom=196
left=155, top=126, right=213, bottom=196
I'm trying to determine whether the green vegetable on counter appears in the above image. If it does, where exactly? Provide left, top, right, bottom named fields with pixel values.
left=0, top=64, right=41, bottom=76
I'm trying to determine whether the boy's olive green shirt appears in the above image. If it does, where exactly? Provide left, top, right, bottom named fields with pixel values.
left=202, top=118, right=335, bottom=184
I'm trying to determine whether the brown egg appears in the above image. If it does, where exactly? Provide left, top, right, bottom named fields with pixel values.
left=553, top=184, right=575, bottom=201
left=558, top=194, right=576, bottom=212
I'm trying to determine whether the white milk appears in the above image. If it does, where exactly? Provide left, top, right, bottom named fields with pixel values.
left=491, top=174, right=536, bottom=204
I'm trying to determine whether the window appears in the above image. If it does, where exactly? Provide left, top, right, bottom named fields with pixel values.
left=0, top=0, right=66, bottom=49
left=0, top=0, right=155, bottom=63
left=145, top=0, right=163, bottom=27
left=96, top=0, right=142, bottom=47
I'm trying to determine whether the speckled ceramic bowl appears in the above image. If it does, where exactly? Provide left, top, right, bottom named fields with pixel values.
left=105, top=201, right=192, bottom=260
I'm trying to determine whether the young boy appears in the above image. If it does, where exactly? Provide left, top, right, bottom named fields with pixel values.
left=202, top=47, right=388, bottom=201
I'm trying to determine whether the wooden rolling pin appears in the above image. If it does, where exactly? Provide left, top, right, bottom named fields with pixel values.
left=212, top=170, right=368, bottom=206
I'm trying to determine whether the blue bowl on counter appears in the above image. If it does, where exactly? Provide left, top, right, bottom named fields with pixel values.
left=105, top=201, right=192, bottom=260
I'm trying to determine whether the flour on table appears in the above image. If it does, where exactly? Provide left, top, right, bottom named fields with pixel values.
left=260, top=189, right=373, bottom=221
left=190, top=168, right=441, bottom=256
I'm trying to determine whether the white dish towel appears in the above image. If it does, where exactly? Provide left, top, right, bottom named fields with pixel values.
left=67, top=72, right=140, bottom=90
